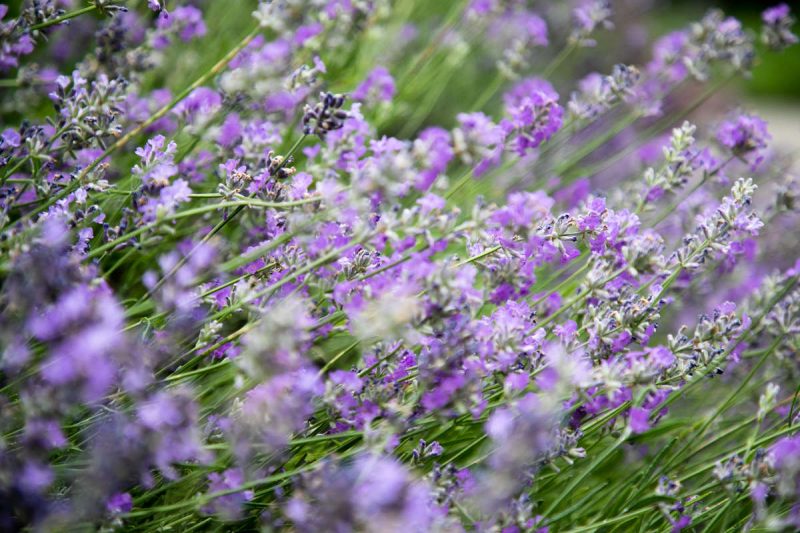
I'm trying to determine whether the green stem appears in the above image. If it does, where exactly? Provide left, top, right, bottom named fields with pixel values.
left=562, top=506, right=651, bottom=532
left=542, top=41, right=577, bottom=78
left=86, top=197, right=317, bottom=259
left=545, top=430, right=631, bottom=515
left=318, top=339, right=361, bottom=375
left=209, top=235, right=368, bottom=323
left=471, top=75, right=505, bottom=111
left=29, top=5, right=97, bottom=31
left=551, top=111, right=639, bottom=177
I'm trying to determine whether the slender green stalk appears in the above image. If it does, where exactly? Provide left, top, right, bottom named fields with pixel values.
left=544, top=430, right=631, bottom=516
left=29, top=5, right=97, bottom=31
left=86, top=197, right=318, bottom=259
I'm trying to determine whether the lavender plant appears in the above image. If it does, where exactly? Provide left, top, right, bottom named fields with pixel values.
left=1, top=0, right=799, bottom=531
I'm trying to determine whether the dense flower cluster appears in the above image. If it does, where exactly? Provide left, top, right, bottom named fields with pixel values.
left=1, top=0, right=799, bottom=531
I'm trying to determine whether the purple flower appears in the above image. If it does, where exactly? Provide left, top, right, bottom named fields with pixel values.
left=501, top=89, right=563, bottom=156
left=505, top=372, right=529, bottom=391
left=133, top=135, right=178, bottom=187
left=143, top=241, right=216, bottom=316
left=453, top=112, right=506, bottom=175
left=648, top=31, right=690, bottom=82
left=716, top=112, right=770, bottom=164
left=750, top=482, right=769, bottom=504
left=490, top=9, right=548, bottom=47
left=2, top=127, right=21, bottom=148
left=414, top=126, right=453, bottom=191
left=671, top=515, right=692, bottom=532
left=173, top=87, right=222, bottom=127
left=132, top=389, right=211, bottom=480
left=647, top=346, right=676, bottom=370
left=475, top=394, right=561, bottom=514
left=504, top=78, right=558, bottom=110
left=30, top=284, right=124, bottom=403
left=23, top=419, right=67, bottom=451
left=0, top=6, right=35, bottom=71
left=466, top=0, right=492, bottom=16
left=571, top=0, right=613, bottom=47
left=294, top=23, right=323, bottom=46
left=352, top=66, right=396, bottom=104
left=629, top=407, right=651, bottom=434
left=770, top=435, right=800, bottom=470
left=107, top=492, right=133, bottom=515
left=491, top=191, right=554, bottom=230
left=218, top=113, right=242, bottom=147
left=762, top=4, right=798, bottom=50
left=202, top=468, right=254, bottom=521
left=132, top=136, right=193, bottom=222
left=764, top=4, right=792, bottom=24
left=285, top=454, right=436, bottom=532
left=19, top=462, right=54, bottom=493
left=236, top=369, right=323, bottom=454
left=156, top=5, right=206, bottom=45
left=554, top=320, right=578, bottom=344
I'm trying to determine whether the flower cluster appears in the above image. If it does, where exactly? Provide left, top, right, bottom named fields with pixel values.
left=0, top=1, right=799, bottom=531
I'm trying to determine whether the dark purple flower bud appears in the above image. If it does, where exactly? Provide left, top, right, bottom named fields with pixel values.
left=302, top=92, right=350, bottom=138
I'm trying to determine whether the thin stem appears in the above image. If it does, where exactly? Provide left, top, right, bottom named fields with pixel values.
left=395, top=0, right=466, bottom=86
left=471, top=75, right=505, bottom=111
left=545, top=430, right=631, bottom=516
left=29, top=5, right=97, bottom=31
left=648, top=155, right=736, bottom=226
left=542, top=41, right=577, bottom=79
left=209, top=234, right=368, bottom=323
left=318, top=339, right=361, bottom=375
left=530, top=259, right=592, bottom=308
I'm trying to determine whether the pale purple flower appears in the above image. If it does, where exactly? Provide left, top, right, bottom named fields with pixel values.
left=107, top=492, right=133, bottom=514
left=629, top=407, right=651, bottom=434
left=501, top=88, right=563, bottom=155
left=156, top=5, right=206, bottom=45
left=571, top=0, right=613, bottom=47
left=285, top=454, right=436, bottom=532
left=770, top=435, right=800, bottom=470
left=133, top=135, right=178, bottom=187
left=0, top=6, right=35, bottom=71
left=762, top=4, right=798, bottom=50
left=647, top=346, right=676, bottom=370
left=172, top=87, right=222, bottom=126
left=237, top=369, right=323, bottom=453
left=414, top=126, right=453, bottom=191
left=716, top=112, right=770, bottom=163
left=202, top=468, right=254, bottom=521
left=453, top=112, right=506, bottom=175
left=555, top=320, right=578, bottom=344
left=352, top=66, right=396, bottom=104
